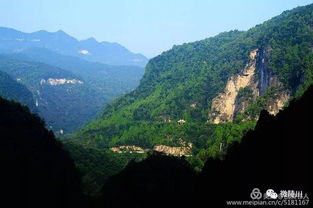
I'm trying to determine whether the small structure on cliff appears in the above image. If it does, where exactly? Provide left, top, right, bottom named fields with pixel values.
left=177, top=119, right=186, bottom=125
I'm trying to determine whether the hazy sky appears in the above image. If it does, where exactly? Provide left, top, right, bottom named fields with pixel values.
left=0, top=0, right=312, bottom=58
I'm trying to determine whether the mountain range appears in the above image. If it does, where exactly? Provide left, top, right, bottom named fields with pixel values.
left=0, top=29, right=147, bottom=134
left=0, top=70, right=36, bottom=111
left=71, top=3, right=313, bottom=170
left=1, top=68, right=311, bottom=208
left=1, top=3, right=313, bottom=205
left=0, top=27, right=148, bottom=67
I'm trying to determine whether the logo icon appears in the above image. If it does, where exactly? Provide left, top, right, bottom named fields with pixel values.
left=250, top=188, right=262, bottom=200
left=265, top=189, right=278, bottom=199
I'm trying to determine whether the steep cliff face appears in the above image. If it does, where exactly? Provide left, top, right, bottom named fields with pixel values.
left=255, top=47, right=290, bottom=115
left=209, top=48, right=290, bottom=123
left=266, top=91, right=290, bottom=115
left=209, top=49, right=259, bottom=123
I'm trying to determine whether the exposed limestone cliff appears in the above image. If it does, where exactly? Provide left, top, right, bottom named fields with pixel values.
left=110, top=143, right=192, bottom=156
left=267, top=91, right=290, bottom=115
left=153, top=143, right=192, bottom=156
left=40, top=78, right=83, bottom=85
left=208, top=48, right=290, bottom=123
left=110, top=145, right=146, bottom=153
left=209, top=49, right=259, bottom=124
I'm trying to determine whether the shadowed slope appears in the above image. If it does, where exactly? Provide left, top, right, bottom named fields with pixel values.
left=98, top=85, right=312, bottom=208
left=197, top=85, right=313, bottom=206
left=0, top=98, right=85, bottom=208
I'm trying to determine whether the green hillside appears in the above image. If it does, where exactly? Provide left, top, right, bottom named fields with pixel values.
left=71, top=4, right=313, bottom=170
left=7, top=47, right=145, bottom=101
left=0, top=56, right=105, bottom=134
left=0, top=71, right=36, bottom=111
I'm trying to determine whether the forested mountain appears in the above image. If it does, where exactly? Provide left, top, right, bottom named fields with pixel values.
left=195, top=85, right=313, bottom=207
left=6, top=47, right=145, bottom=100
left=98, top=84, right=313, bottom=208
left=1, top=3, right=312, bottom=207
left=72, top=4, right=313, bottom=169
left=1, top=69, right=311, bottom=208
left=0, top=98, right=85, bottom=208
left=0, top=47, right=145, bottom=134
left=0, top=27, right=148, bottom=66
left=0, top=71, right=36, bottom=111
left=0, top=56, right=105, bottom=134
left=64, top=142, right=146, bottom=197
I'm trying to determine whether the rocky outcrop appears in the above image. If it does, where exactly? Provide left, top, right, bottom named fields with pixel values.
left=110, top=142, right=193, bottom=156
left=177, top=119, right=186, bottom=124
left=110, top=145, right=146, bottom=153
left=190, top=103, right=197, bottom=108
left=267, top=91, right=290, bottom=115
left=208, top=48, right=290, bottom=123
left=209, top=49, right=259, bottom=124
left=40, top=78, right=83, bottom=85
left=153, top=143, right=192, bottom=156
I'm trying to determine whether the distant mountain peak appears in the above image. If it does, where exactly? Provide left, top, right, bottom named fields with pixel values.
left=33, top=29, right=50, bottom=34
left=82, top=37, right=98, bottom=43
left=0, top=27, right=149, bottom=66
left=55, top=29, right=65, bottom=33
left=0, top=27, right=19, bottom=32
left=54, top=29, right=68, bottom=36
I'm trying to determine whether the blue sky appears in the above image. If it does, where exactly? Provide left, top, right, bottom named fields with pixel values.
left=0, top=0, right=312, bottom=58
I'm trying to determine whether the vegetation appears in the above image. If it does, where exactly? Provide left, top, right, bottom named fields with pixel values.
left=59, top=4, right=313, bottom=195
left=98, top=84, right=313, bottom=207
left=1, top=82, right=312, bottom=207
left=0, top=55, right=105, bottom=134
left=0, top=71, right=36, bottom=111
left=1, top=3, right=313, bottom=206
left=63, top=142, right=146, bottom=197
left=72, top=4, right=313, bottom=157
left=10, top=47, right=145, bottom=101
left=0, top=97, right=85, bottom=208
left=235, top=86, right=287, bottom=121
left=0, top=54, right=144, bottom=134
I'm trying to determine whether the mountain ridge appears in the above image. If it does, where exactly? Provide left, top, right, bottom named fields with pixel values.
left=0, top=55, right=104, bottom=134
left=71, top=4, right=313, bottom=169
left=0, top=27, right=148, bottom=67
left=0, top=97, right=85, bottom=208
left=0, top=70, right=36, bottom=111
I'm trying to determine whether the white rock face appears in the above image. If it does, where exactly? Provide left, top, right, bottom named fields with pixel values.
left=208, top=49, right=290, bottom=124
left=209, top=49, right=259, bottom=124
left=40, top=78, right=83, bottom=85
left=110, top=145, right=146, bottom=153
left=153, top=143, right=192, bottom=156
left=79, top=49, right=90, bottom=55
left=267, top=91, right=290, bottom=115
